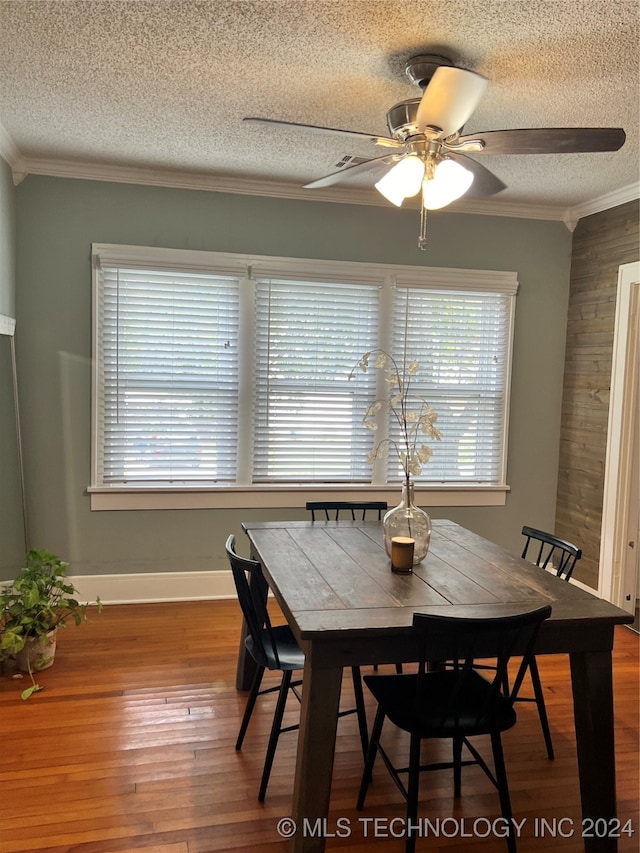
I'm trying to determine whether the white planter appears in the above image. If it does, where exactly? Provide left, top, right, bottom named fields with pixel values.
left=14, top=629, right=57, bottom=673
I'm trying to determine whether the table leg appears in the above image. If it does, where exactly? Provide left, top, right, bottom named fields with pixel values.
left=569, top=649, right=618, bottom=853
left=290, top=656, right=343, bottom=853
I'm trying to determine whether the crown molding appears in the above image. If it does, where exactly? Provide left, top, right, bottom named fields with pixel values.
left=10, top=155, right=571, bottom=221
left=3, top=145, right=638, bottom=225
left=563, top=183, right=640, bottom=228
left=0, top=122, right=27, bottom=182
left=0, top=313, right=16, bottom=337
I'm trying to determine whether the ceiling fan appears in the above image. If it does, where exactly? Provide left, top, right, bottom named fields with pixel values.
left=244, top=54, right=626, bottom=249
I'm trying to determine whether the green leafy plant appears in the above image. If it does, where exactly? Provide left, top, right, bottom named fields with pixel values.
left=0, top=549, right=102, bottom=699
left=349, top=349, right=441, bottom=488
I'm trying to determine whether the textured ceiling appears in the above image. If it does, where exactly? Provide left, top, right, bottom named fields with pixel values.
left=0, top=0, right=639, bottom=216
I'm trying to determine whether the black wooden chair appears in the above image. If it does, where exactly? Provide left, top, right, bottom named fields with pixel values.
left=305, top=500, right=388, bottom=521
left=521, top=525, right=582, bottom=580
left=357, top=606, right=552, bottom=853
left=514, top=525, right=582, bottom=760
left=225, top=535, right=369, bottom=801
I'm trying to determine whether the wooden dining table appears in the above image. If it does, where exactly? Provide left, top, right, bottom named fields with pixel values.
left=238, top=519, right=632, bottom=853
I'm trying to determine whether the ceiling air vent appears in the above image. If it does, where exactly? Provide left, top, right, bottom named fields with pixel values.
left=333, top=154, right=370, bottom=169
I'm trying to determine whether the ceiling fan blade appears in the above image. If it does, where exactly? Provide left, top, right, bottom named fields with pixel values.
left=445, top=153, right=507, bottom=198
left=416, top=67, right=488, bottom=137
left=304, top=153, right=401, bottom=189
left=456, top=127, right=626, bottom=155
left=243, top=116, right=402, bottom=148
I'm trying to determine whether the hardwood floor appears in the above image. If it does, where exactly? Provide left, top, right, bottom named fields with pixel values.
left=1, top=600, right=638, bottom=853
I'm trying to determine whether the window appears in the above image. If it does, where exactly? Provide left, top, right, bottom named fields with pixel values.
left=91, top=245, right=517, bottom=509
left=388, top=286, right=512, bottom=485
left=253, top=278, right=379, bottom=483
left=95, top=264, right=239, bottom=484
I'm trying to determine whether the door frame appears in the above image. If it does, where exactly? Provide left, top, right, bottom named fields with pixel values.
left=599, top=261, right=640, bottom=611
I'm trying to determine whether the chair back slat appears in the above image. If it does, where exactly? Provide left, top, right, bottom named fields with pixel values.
left=225, top=535, right=281, bottom=669
left=306, top=500, right=388, bottom=522
left=521, top=525, right=582, bottom=581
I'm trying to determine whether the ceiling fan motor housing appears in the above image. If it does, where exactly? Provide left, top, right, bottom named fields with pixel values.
left=386, top=98, right=422, bottom=140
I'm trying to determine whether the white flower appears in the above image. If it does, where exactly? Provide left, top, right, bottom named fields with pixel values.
left=350, top=349, right=441, bottom=485
left=417, top=445, right=433, bottom=463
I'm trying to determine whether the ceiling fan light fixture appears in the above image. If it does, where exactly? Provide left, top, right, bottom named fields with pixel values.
left=422, top=158, right=474, bottom=210
left=375, top=154, right=426, bottom=206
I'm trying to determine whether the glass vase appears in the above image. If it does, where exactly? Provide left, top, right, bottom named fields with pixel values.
left=383, top=480, right=431, bottom=569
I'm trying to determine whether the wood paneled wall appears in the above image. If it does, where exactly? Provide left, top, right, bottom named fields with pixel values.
left=555, top=199, right=639, bottom=589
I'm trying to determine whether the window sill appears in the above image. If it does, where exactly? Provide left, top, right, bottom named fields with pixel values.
left=87, top=484, right=509, bottom=511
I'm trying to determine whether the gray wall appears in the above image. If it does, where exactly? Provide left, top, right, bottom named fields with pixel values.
left=0, top=158, right=26, bottom=576
left=12, top=174, right=573, bottom=579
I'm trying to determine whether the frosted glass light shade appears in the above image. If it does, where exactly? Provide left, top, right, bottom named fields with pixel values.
left=375, top=155, right=426, bottom=207
left=422, top=158, right=474, bottom=210
left=416, top=67, right=488, bottom=138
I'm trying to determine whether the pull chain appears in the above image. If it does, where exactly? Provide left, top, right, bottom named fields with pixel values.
left=418, top=204, right=428, bottom=251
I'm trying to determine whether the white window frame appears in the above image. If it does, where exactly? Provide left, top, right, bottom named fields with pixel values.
left=90, top=244, right=517, bottom=510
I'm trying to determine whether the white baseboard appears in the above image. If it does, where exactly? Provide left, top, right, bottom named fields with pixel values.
left=3, top=557, right=601, bottom=606
left=69, top=570, right=237, bottom=605
left=564, top=575, right=595, bottom=594
left=69, top=566, right=597, bottom=607
left=544, top=565, right=595, bottom=594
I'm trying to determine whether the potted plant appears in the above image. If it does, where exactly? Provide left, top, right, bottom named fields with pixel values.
left=0, top=548, right=101, bottom=699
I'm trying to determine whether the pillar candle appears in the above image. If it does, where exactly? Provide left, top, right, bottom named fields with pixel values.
left=391, top=536, right=415, bottom=573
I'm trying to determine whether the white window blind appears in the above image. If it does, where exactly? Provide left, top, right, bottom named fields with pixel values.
left=92, top=245, right=516, bottom=502
left=253, top=278, right=379, bottom=482
left=96, top=265, right=240, bottom=484
left=388, top=287, right=513, bottom=484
